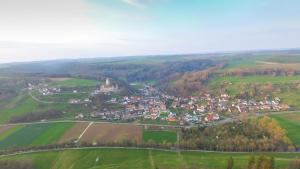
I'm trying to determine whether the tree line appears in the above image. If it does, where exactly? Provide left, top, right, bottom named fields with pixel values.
left=180, top=116, right=295, bottom=152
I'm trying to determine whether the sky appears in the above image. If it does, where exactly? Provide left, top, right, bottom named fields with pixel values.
left=0, top=0, right=300, bottom=63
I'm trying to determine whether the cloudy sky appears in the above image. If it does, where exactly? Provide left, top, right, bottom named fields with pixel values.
left=0, top=0, right=300, bottom=63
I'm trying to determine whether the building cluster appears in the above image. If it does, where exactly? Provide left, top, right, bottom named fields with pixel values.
left=28, top=83, right=61, bottom=96
left=28, top=81, right=290, bottom=126
left=90, top=84, right=290, bottom=125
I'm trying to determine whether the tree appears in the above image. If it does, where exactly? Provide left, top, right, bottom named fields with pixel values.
left=227, top=156, right=234, bottom=169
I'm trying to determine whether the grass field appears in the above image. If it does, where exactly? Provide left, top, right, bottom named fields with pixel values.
left=0, top=123, right=74, bottom=149
left=142, top=130, right=177, bottom=143
left=210, top=75, right=300, bottom=85
left=270, top=112, right=300, bottom=147
left=0, top=95, right=42, bottom=123
left=208, top=75, right=300, bottom=103
left=32, top=122, right=74, bottom=146
left=0, top=148, right=299, bottom=169
left=0, top=93, right=73, bottom=123
left=0, top=125, right=24, bottom=141
left=50, top=78, right=100, bottom=87
left=32, top=91, right=90, bottom=103
left=277, top=91, right=300, bottom=109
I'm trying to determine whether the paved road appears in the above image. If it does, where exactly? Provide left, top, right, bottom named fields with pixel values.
left=0, top=110, right=298, bottom=128
left=0, top=110, right=298, bottom=158
left=0, top=146, right=298, bottom=158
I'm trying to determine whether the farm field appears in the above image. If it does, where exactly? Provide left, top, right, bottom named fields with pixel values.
left=0, top=125, right=24, bottom=141
left=270, top=112, right=300, bottom=147
left=58, top=122, right=89, bottom=143
left=31, top=90, right=90, bottom=103
left=80, top=123, right=143, bottom=144
left=210, top=75, right=300, bottom=85
left=221, top=55, right=300, bottom=71
left=0, top=148, right=299, bottom=169
left=277, top=91, right=300, bottom=109
left=50, top=78, right=100, bottom=87
left=31, top=122, right=74, bottom=146
left=142, top=130, right=177, bottom=143
left=0, top=122, right=75, bottom=149
left=0, top=94, right=72, bottom=123
left=208, top=75, right=300, bottom=108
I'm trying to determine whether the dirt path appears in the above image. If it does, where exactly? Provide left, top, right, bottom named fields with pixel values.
left=148, top=150, right=155, bottom=169
left=78, top=122, right=93, bottom=141
left=28, top=91, right=54, bottom=104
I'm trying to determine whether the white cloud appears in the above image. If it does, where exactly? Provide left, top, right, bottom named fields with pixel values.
left=0, top=0, right=102, bottom=44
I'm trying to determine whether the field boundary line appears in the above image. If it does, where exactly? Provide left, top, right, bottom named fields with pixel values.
left=1, top=146, right=299, bottom=158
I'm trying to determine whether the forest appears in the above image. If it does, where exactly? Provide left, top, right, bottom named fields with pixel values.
left=180, top=116, right=294, bottom=152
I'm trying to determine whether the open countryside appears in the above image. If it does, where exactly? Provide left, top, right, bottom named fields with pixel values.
left=1, top=0, right=300, bottom=168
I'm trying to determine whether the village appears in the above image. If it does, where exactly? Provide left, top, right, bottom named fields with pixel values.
left=28, top=78, right=290, bottom=126
left=88, top=79, right=290, bottom=126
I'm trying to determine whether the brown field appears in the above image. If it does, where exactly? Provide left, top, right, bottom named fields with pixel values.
left=258, top=61, right=300, bottom=70
left=80, top=123, right=142, bottom=144
left=278, top=113, right=300, bottom=122
left=49, top=77, right=71, bottom=82
left=58, top=122, right=89, bottom=143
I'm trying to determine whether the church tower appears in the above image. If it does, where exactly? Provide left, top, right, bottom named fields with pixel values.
left=106, top=78, right=110, bottom=86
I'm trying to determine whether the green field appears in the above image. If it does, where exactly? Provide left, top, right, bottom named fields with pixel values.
left=0, top=148, right=299, bottom=169
left=0, top=123, right=74, bottom=149
left=32, top=122, right=74, bottom=146
left=277, top=91, right=300, bottom=109
left=208, top=75, right=300, bottom=101
left=0, top=92, right=91, bottom=123
left=0, top=125, right=24, bottom=141
left=32, top=91, right=90, bottom=103
left=0, top=95, right=42, bottom=123
left=51, top=78, right=100, bottom=87
left=211, top=75, right=300, bottom=85
left=143, top=130, right=177, bottom=143
left=270, top=112, right=300, bottom=147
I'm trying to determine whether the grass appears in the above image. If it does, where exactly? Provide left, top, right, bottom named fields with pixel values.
left=32, top=91, right=90, bottom=103
left=0, top=123, right=53, bottom=149
left=143, top=130, right=177, bottom=143
left=277, top=91, right=300, bottom=109
left=0, top=94, right=42, bottom=123
left=270, top=112, right=300, bottom=147
left=0, top=92, right=88, bottom=123
left=0, top=123, right=73, bottom=149
left=32, top=122, right=74, bottom=146
left=0, top=125, right=24, bottom=141
left=51, top=78, right=100, bottom=87
left=208, top=75, right=300, bottom=105
left=211, top=75, right=300, bottom=85
left=0, top=148, right=299, bottom=169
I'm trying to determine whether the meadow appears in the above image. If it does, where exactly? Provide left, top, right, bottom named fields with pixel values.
left=50, top=78, right=100, bottom=87
left=0, top=122, right=75, bottom=149
left=31, top=91, right=90, bottom=103
left=211, top=75, right=300, bottom=85
left=0, top=148, right=299, bottom=169
left=270, top=112, right=300, bottom=147
left=208, top=75, right=300, bottom=107
left=142, top=130, right=177, bottom=143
